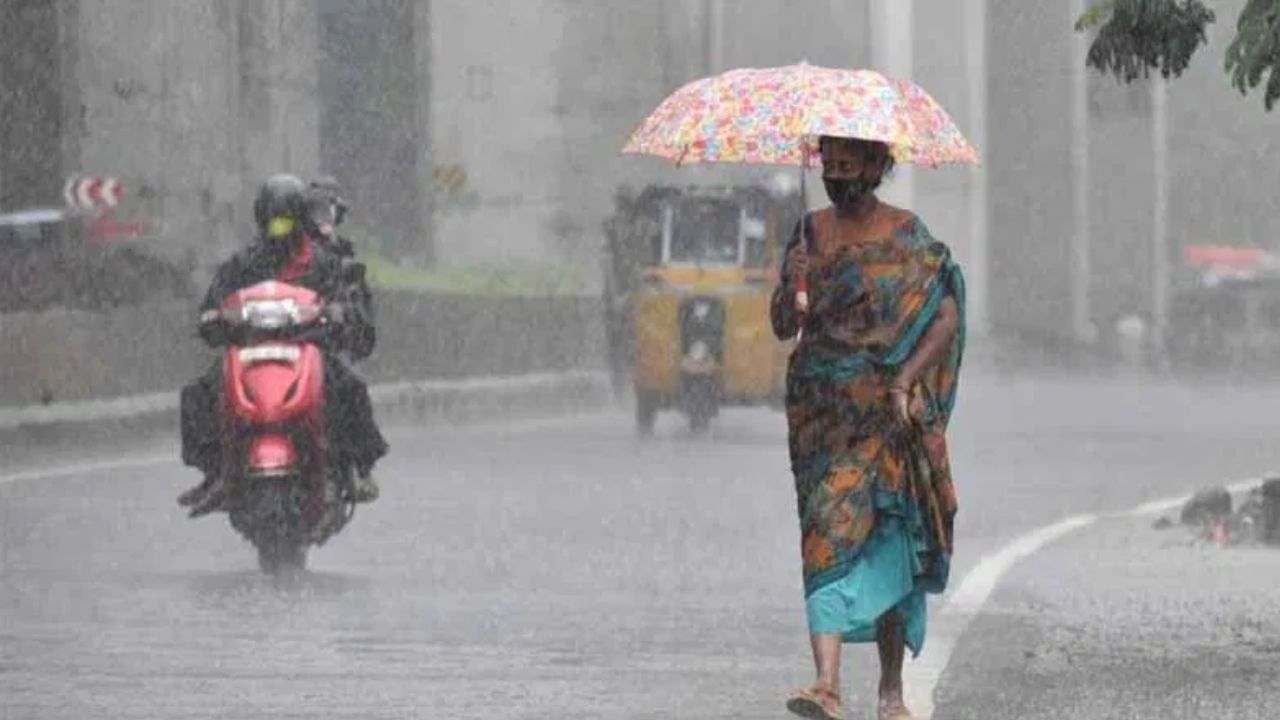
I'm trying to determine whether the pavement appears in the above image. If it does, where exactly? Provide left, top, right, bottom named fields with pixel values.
left=937, top=512, right=1280, bottom=719
left=4, top=369, right=1280, bottom=718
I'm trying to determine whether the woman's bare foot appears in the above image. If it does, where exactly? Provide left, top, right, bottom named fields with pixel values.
left=876, top=612, right=909, bottom=718
left=877, top=689, right=913, bottom=720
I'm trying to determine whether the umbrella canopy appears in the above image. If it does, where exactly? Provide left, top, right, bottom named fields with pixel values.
left=622, top=63, right=979, bottom=168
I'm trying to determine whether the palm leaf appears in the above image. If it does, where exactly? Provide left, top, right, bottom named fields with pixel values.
left=1225, top=0, right=1280, bottom=109
left=1077, top=0, right=1215, bottom=81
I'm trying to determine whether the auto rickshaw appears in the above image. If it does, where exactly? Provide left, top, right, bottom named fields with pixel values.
left=1166, top=245, right=1280, bottom=374
left=603, top=182, right=800, bottom=434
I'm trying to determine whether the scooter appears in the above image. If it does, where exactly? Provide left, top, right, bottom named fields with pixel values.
left=203, top=280, right=355, bottom=573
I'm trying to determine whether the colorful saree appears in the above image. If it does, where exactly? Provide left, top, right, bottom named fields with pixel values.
left=770, top=206, right=964, bottom=656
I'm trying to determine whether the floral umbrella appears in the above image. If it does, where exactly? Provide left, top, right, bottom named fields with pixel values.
left=622, top=63, right=978, bottom=328
left=622, top=63, right=979, bottom=168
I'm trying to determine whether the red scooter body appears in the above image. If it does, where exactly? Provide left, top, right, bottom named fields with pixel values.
left=218, top=281, right=327, bottom=480
left=207, top=277, right=356, bottom=574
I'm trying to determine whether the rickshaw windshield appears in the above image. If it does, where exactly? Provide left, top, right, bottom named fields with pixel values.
left=664, top=199, right=742, bottom=266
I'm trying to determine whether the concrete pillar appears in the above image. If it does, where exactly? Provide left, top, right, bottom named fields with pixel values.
left=964, top=0, right=989, bottom=336
left=705, top=0, right=724, bottom=74
left=235, top=0, right=321, bottom=190
left=870, top=0, right=915, bottom=210
left=0, top=0, right=66, bottom=211
left=413, top=0, right=435, bottom=266
left=1071, top=0, right=1094, bottom=344
left=1151, top=77, right=1170, bottom=368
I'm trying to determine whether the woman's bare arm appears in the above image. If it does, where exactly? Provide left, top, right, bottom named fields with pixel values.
left=892, top=295, right=959, bottom=389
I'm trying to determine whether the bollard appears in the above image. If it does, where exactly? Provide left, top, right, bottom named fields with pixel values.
left=1115, top=314, right=1147, bottom=370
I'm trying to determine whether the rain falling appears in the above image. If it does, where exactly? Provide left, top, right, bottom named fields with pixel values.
left=3, top=2, right=1280, bottom=718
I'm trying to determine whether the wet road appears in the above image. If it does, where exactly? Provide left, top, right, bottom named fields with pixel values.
left=938, top=513, right=1280, bottom=720
left=5, top=372, right=1280, bottom=718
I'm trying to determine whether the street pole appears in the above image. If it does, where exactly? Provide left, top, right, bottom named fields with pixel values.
left=1151, top=76, right=1170, bottom=369
left=413, top=0, right=435, bottom=265
left=1070, top=0, right=1093, bottom=345
left=964, top=0, right=989, bottom=336
left=870, top=0, right=915, bottom=210
left=705, top=0, right=723, bottom=74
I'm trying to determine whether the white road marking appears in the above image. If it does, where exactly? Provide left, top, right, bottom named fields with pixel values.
left=905, top=474, right=1273, bottom=718
left=0, top=455, right=174, bottom=485
left=945, top=514, right=1099, bottom=615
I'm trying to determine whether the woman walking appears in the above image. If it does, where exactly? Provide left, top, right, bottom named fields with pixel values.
left=773, top=136, right=964, bottom=720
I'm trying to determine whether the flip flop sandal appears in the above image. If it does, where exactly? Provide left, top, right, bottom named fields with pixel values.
left=786, top=686, right=845, bottom=720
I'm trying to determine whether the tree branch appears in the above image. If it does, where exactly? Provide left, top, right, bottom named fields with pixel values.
left=1224, top=0, right=1280, bottom=109
left=1076, top=0, right=1215, bottom=82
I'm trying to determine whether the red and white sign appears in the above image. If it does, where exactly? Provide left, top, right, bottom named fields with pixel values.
left=63, top=175, right=123, bottom=212
left=1184, top=245, right=1270, bottom=269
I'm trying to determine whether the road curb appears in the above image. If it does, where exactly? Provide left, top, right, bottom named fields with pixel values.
left=0, top=370, right=614, bottom=449
left=369, top=370, right=614, bottom=424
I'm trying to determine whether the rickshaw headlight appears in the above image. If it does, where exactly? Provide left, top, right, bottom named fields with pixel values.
left=687, top=340, right=711, bottom=362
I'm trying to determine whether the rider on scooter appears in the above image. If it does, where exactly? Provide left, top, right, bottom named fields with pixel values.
left=177, top=174, right=387, bottom=516
left=302, top=177, right=374, bottom=356
left=306, top=176, right=355, bottom=257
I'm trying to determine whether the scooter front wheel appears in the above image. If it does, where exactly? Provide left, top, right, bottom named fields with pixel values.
left=256, top=536, right=308, bottom=575
left=230, top=477, right=310, bottom=575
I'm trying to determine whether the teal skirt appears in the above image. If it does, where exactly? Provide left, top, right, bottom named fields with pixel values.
left=804, top=514, right=928, bottom=657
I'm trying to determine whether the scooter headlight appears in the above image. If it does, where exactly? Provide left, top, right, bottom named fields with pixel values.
left=238, top=344, right=302, bottom=364
left=687, top=339, right=711, bottom=362
left=238, top=299, right=300, bottom=329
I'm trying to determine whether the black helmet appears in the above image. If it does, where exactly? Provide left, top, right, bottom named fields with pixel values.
left=302, top=187, right=336, bottom=238
left=308, top=175, right=348, bottom=227
left=253, top=174, right=308, bottom=240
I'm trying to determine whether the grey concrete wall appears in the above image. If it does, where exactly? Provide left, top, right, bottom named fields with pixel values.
left=0, top=293, right=604, bottom=407
left=428, top=0, right=573, bottom=269
left=11, top=1, right=323, bottom=276
left=233, top=1, right=322, bottom=212
left=1086, top=75, right=1156, bottom=332
left=1165, top=0, right=1280, bottom=254
left=317, top=0, right=428, bottom=262
left=9, top=1, right=888, bottom=285
left=68, top=0, right=238, bottom=266
left=912, top=0, right=981, bottom=297
left=985, top=0, right=1280, bottom=345
left=0, top=1, right=65, bottom=211
left=986, top=0, right=1077, bottom=339
left=428, top=0, right=872, bottom=284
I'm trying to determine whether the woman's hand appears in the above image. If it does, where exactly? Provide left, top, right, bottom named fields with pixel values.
left=890, top=382, right=925, bottom=428
left=890, top=385, right=912, bottom=427
left=323, top=302, right=346, bottom=324
left=786, top=244, right=811, bottom=313
left=786, top=242, right=811, bottom=288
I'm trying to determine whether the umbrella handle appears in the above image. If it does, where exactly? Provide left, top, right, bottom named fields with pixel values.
left=795, top=271, right=809, bottom=343
left=794, top=150, right=811, bottom=320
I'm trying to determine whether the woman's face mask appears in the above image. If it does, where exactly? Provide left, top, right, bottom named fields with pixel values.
left=822, top=176, right=879, bottom=210
left=821, top=141, right=886, bottom=211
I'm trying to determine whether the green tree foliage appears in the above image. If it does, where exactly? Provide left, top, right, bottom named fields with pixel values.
left=1077, top=0, right=1280, bottom=109
left=1075, top=0, right=1216, bottom=81
left=1224, top=0, right=1280, bottom=109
